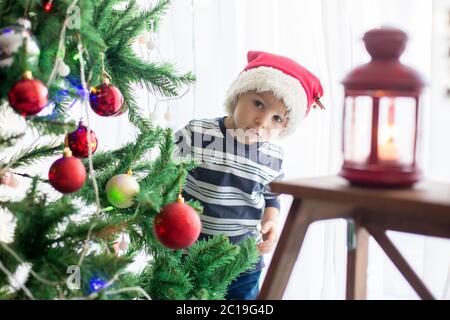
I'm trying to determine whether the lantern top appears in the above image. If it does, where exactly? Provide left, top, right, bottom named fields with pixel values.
left=342, top=27, right=426, bottom=93
left=363, top=28, right=407, bottom=60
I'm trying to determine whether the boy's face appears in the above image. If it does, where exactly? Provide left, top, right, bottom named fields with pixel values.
left=230, top=91, right=288, bottom=144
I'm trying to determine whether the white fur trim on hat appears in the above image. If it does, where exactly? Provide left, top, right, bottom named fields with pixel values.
left=224, top=66, right=307, bottom=137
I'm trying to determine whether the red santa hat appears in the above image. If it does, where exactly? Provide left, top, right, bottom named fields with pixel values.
left=224, top=51, right=324, bottom=136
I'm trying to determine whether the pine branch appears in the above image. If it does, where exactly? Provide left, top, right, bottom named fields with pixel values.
left=53, top=215, right=136, bottom=246
left=102, top=0, right=138, bottom=44
left=126, top=98, right=154, bottom=134
left=0, top=132, right=25, bottom=148
left=1, top=142, right=64, bottom=169
left=28, top=117, right=77, bottom=136
left=184, top=235, right=259, bottom=299
left=186, top=199, right=203, bottom=214
left=111, top=50, right=196, bottom=97
left=138, top=252, right=193, bottom=300
left=118, top=129, right=163, bottom=172
left=146, top=0, right=171, bottom=32
left=92, top=0, right=122, bottom=29
left=0, top=0, right=256, bottom=301
left=210, top=238, right=259, bottom=292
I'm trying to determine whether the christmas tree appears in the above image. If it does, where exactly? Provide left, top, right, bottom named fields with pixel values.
left=0, top=0, right=258, bottom=300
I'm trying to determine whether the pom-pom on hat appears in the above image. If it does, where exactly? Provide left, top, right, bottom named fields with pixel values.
left=224, top=51, right=324, bottom=136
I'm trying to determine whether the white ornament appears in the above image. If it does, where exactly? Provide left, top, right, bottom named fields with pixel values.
left=138, top=34, right=147, bottom=45
left=164, top=110, right=172, bottom=122
left=0, top=19, right=40, bottom=68
left=118, top=234, right=129, bottom=251
left=146, top=33, right=157, bottom=50
left=137, top=31, right=157, bottom=50
left=57, top=59, right=70, bottom=77
left=17, top=18, right=31, bottom=30
left=113, top=234, right=129, bottom=255
left=149, top=110, right=158, bottom=122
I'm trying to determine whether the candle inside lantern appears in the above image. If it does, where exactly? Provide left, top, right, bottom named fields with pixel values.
left=378, top=123, right=399, bottom=161
left=378, top=98, right=399, bottom=161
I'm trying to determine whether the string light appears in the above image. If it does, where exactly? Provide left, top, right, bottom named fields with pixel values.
left=89, top=277, right=106, bottom=293
left=43, top=0, right=53, bottom=12
left=137, top=1, right=193, bottom=126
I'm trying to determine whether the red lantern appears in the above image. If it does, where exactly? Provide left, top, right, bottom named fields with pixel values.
left=340, top=28, right=426, bottom=188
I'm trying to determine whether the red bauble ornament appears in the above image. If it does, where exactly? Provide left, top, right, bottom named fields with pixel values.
left=113, top=101, right=129, bottom=117
left=67, top=120, right=98, bottom=158
left=8, top=71, right=48, bottom=116
left=48, top=148, right=86, bottom=193
left=153, top=195, right=201, bottom=250
left=89, top=79, right=124, bottom=117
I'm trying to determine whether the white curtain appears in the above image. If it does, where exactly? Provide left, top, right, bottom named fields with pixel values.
left=3, top=0, right=447, bottom=299
left=137, top=0, right=450, bottom=299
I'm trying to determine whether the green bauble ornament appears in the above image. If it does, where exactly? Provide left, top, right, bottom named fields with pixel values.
left=105, top=173, right=140, bottom=208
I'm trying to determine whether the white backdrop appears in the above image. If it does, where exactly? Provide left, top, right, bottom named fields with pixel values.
left=1, top=0, right=449, bottom=300
left=139, top=0, right=450, bottom=299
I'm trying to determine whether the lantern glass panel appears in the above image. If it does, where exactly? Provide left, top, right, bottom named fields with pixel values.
left=343, top=96, right=372, bottom=162
left=377, top=97, right=416, bottom=165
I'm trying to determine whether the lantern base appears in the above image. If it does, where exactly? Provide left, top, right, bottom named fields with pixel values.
left=339, top=166, right=422, bottom=188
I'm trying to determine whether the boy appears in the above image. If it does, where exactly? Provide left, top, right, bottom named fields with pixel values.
left=175, top=51, right=324, bottom=299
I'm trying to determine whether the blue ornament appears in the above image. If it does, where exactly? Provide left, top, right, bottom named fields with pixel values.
left=89, top=276, right=106, bottom=293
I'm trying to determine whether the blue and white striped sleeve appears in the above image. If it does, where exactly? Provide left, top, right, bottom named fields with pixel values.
left=263, top=171, right=285, bottom=210
left=174, top=121, right=193, bottom=157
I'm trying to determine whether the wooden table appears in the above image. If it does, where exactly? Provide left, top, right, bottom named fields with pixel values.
left=258, top=176, right=450, bottom=300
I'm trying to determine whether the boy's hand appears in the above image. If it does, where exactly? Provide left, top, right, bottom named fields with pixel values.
left=257, top=220, right=278, bottom=254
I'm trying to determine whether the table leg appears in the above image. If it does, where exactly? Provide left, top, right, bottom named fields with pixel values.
left=365, top=225, right=435, bottom=300
left=258, top=199, right=310, bottom=299
left=346, top=217, right=369, bottom=300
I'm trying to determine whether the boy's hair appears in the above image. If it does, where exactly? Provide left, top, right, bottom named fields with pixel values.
left=224, top=51, right=324, bottom=137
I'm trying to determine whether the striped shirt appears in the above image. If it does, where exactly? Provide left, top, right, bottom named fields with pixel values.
left=175, top=117, right=284, bottom=270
